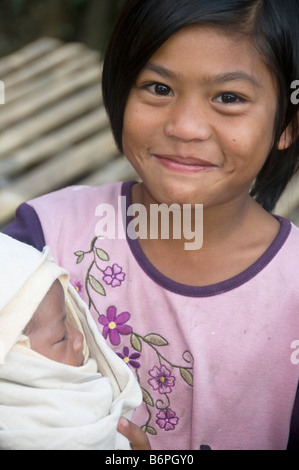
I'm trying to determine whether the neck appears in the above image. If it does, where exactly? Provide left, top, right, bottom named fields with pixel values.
left=130, top=182, right=280, bottom=286
left=131, top=182, right=265, bottom=254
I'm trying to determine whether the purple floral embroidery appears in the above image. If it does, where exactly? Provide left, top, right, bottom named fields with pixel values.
left=103, top=264, right=125, bottom=287
left=99, top=306, right=132, bottom=345
left=117, top=346, right=141, bottom=369
left=71, top=279, right=83, bottom=295
left=148, top=365, right=175, bottom=394
left=156, top=408, right=179, bottom=431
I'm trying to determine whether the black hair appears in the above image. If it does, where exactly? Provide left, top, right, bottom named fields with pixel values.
left=102, top=0, right=299, bottom=212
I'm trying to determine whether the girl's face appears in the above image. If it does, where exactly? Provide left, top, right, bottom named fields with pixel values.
left=122, top=26, right=278, bottom=209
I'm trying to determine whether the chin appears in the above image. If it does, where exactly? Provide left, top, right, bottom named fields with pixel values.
left=159, top=187, right=204, bottom=207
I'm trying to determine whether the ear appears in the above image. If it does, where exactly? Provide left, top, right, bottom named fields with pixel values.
left=277, top=112, right=299, bottom=150
left=277, top=124, right=294, bottom=150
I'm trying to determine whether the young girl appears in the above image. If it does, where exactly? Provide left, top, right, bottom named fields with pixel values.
left=4, top=0, right=299, bottom=450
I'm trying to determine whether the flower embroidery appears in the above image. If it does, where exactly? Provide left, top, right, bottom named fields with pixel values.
left=99, top=306, right=132, bottom=345
left=148, top=365, right=175, bottom=394
left=103, top=264, right=125, bottom=287
left=156, top=408, right=179, bottom=431
left=74, top=237, right=194, bottom=437
left=117, top=346, right=141, bottom=369
left=71, top=279, right=83, bottom=295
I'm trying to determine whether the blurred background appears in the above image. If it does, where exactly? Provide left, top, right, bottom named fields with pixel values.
left=0, top=0, right=141, bottom=229
left=0, top=0, right=123, bottom=58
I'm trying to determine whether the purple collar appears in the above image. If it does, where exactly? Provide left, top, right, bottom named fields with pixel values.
left=122, top=180, right=291, bottom=297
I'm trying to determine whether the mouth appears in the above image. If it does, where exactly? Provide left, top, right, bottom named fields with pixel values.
left=152, top=154, right=219, bottom=173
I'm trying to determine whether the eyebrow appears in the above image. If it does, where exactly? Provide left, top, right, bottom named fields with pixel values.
left=212, top=71, right=262, bottom=88
left=142, top=63, right=262, bottom=88
left=143, top=63, right=177, bottom=80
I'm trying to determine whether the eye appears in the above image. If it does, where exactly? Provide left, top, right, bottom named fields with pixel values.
left=214, top=92, right=245, bottom=104
left=144, top=82, right=173, bottom=97
left=58, top=332, right=68, bottom=343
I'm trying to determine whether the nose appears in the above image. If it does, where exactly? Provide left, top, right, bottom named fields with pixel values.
left=68, top=322, right=84, bottom=354
left=164, top=98, right=212, bottom=142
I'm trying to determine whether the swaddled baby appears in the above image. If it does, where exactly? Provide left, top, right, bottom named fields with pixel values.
left=0, top=233, right=142, bottom=450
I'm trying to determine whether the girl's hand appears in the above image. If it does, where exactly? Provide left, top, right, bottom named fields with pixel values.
left=117, top=417, right=151, bottom=450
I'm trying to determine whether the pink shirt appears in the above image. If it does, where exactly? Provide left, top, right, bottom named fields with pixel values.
left=4, top=181, right=299, bottom=450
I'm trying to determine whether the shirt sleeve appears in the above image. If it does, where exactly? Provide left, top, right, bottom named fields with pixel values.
left=2, top=202, right=46, bottom=251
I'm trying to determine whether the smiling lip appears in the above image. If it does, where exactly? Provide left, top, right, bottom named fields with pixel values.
left=152, top=154, right=219, bottom=173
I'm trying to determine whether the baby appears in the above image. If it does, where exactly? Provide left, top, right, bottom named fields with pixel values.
left=0, top=233, right=144, bottom=450
left=23, top=278, right=85, bottom=368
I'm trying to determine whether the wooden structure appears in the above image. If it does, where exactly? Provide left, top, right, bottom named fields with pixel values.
left=0, top=37, right=298, bottom=229
left=0, top=38, right=137, bottom=229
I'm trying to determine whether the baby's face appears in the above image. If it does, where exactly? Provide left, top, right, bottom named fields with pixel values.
left=28, top=280, right=84, bottom=367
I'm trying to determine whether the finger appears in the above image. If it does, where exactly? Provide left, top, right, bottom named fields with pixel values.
left=117, top=417, right=151, bottom=450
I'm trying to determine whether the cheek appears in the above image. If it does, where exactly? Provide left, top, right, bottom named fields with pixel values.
left=219, top=135, right=271, bottom=187
left=122, top=117, right=148, bottom=159
left=227, top=119, right=273, bottom=165
left=122, top=117, right=136, bottom=152
left=122, top=98, right=162, bottom=152
left=122, top=106, right=139, bottom=154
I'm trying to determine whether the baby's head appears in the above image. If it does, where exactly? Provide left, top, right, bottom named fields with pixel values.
left=24, top=279, right=84, bottom=367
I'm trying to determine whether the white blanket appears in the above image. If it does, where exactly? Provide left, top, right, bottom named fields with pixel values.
left=0, top=351, right=138, bottom=450
left=0, top=234, right=142, bottom=450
